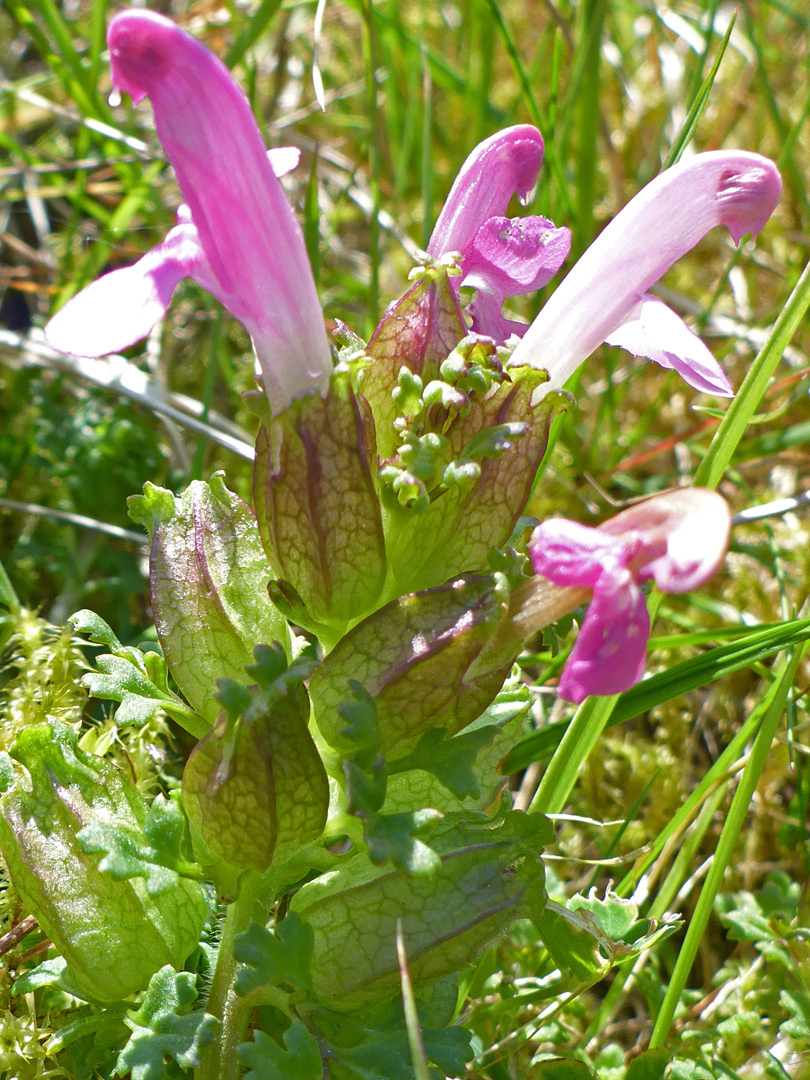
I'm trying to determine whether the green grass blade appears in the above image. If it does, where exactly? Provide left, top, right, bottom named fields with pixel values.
left=87, top=0, right=107, bottom=87
left=663, top=10, right=734, bottom=168
left=225, top=0, right=284, bottom=69
left=19, top=0, right=105, bottom=117
left=0, top=555, right=20, bottom=612
left=693, top=256, right=810, bottom=489
left=504, top=618, right=810, bottom=773
left=649, top=641, right=807, bottom=1047
left=587, top=781, right=729, bottom=1042
left=361, top=0, right=381, bottom=333
left=304, top=149, right=321, bottom=289
left=528, top=694, right=618, bottom=815
left=572, top=0, right=606, bottom=249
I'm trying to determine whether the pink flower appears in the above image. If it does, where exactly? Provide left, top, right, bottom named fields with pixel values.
left=510, top=151, right=782, bottom=396
left=426, top=126, right=571, bottom=341
left=529, top=489, right=731, bottom=702
left=44, top=10, right=331, bottom=415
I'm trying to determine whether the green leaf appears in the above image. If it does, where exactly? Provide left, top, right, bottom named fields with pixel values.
left=779, top=988, right=810, bottom=1040
left=11, top=956, right=76, bottom=997
left=384, top=668, right=532, bottom=814
left=421, top=1026, right=474, bottom=1076
left=363, top=809, right=444, bottom=874
left=534, top=895, right=681, bottom=982
left=115, top=966, right=216, bottom=1080
left=625, top=1048, right=672, bottom=1080
left=716, top=871, right=800, bottom=948
left=338, top=680, right=382, bottom=757
left=389, top=725, right=498, bottom=800
left=44, top=1008, right=130, bottom=1057
left=531, top=1060, right=597, bottom=1079
left=238, top=1021, right=322, bottom=1080
left=72, top=610, right=207, bottom=739
left=234, top=912, right=314, bottom=999
left=79, top=793, right=202, bottom=896
left=344, top=758, right=388, bottom=816
left=330, top=1026, right=472, bottom=1080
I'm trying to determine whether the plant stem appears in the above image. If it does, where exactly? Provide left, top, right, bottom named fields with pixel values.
left=196, top=875, right=265, bottom=1080
left=528, top=694, right=618, bottom=815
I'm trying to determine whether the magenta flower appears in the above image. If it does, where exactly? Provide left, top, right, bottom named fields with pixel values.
left=44, top=9, right=331, bottom=415
left=426, top=126, right=571, bottom=342
left=529, top=489, right=731, bottom=703
left=510, top=151, right=782, bottom=396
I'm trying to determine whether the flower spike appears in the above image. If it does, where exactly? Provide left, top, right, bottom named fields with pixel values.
left=45, top=9, right=331, bottom=415
left=510, top=151, right=782, bottom=394
left=529, top=489, right=731, bottom=702
left=426, top=126, right=570, bottom=341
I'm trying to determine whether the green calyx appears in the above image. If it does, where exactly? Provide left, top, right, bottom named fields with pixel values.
left=253, top=370, right=386, bottom=640
left=0, top=721, right=207, bottom=1002
left=129, top=473, right=290, bottom=723
left=290, top=810, right=550, bottom=1012
left=182, top=645, right=329, bottom=876
left=309, top=572, right=521, bottom=761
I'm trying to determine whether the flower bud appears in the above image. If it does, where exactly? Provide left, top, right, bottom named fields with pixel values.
left=182, top=647, right=329, bottom=873
left=360, top=265, right=467, bottom=460
left=289, top=813, right=547, bottom=1012
left=309, top=573, right=521, bottom=760
left=360, top=267, right=569, bottom=594
left=0, top=722, right=207, bottom=1002
left=253, top=371, right=386, bottom=639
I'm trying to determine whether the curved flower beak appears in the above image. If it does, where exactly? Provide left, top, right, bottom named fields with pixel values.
left=45, top=9, right=331, bottom=416
left=510, top=151, right=782, bottom=395
left=529, top=489, right=731, bottom=702
left=426, top=125, right=570, bottom=341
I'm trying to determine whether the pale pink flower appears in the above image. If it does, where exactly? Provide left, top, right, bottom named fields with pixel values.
left=510, top=151, right=782, bottom=396
left=426, top=126, right=570, bottom=341
left=529, top=489, right=732, bottom=702
left=45, top=10, right=330, bottom=415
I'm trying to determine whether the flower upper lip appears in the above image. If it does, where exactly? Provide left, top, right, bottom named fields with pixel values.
left=509, top=150, right=782, bottom=395
left=425, top=126, right=572, bottom=343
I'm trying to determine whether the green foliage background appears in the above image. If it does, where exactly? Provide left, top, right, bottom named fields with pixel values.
left=0, top=0, right=809, bottom=1077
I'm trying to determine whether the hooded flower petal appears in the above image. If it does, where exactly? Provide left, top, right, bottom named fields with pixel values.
left=605, top=294, right=732, bottom=397
left=510, top=151, right=782, bottom=392
left=424, top=126, right=569, bottom=342
left=599, top=487, right=731, bottom=593
left=46, top=10, right=330, bottom=415
left=529, top=489, right=731, bottom=701
left=426, top=126, right=545, bottom=258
